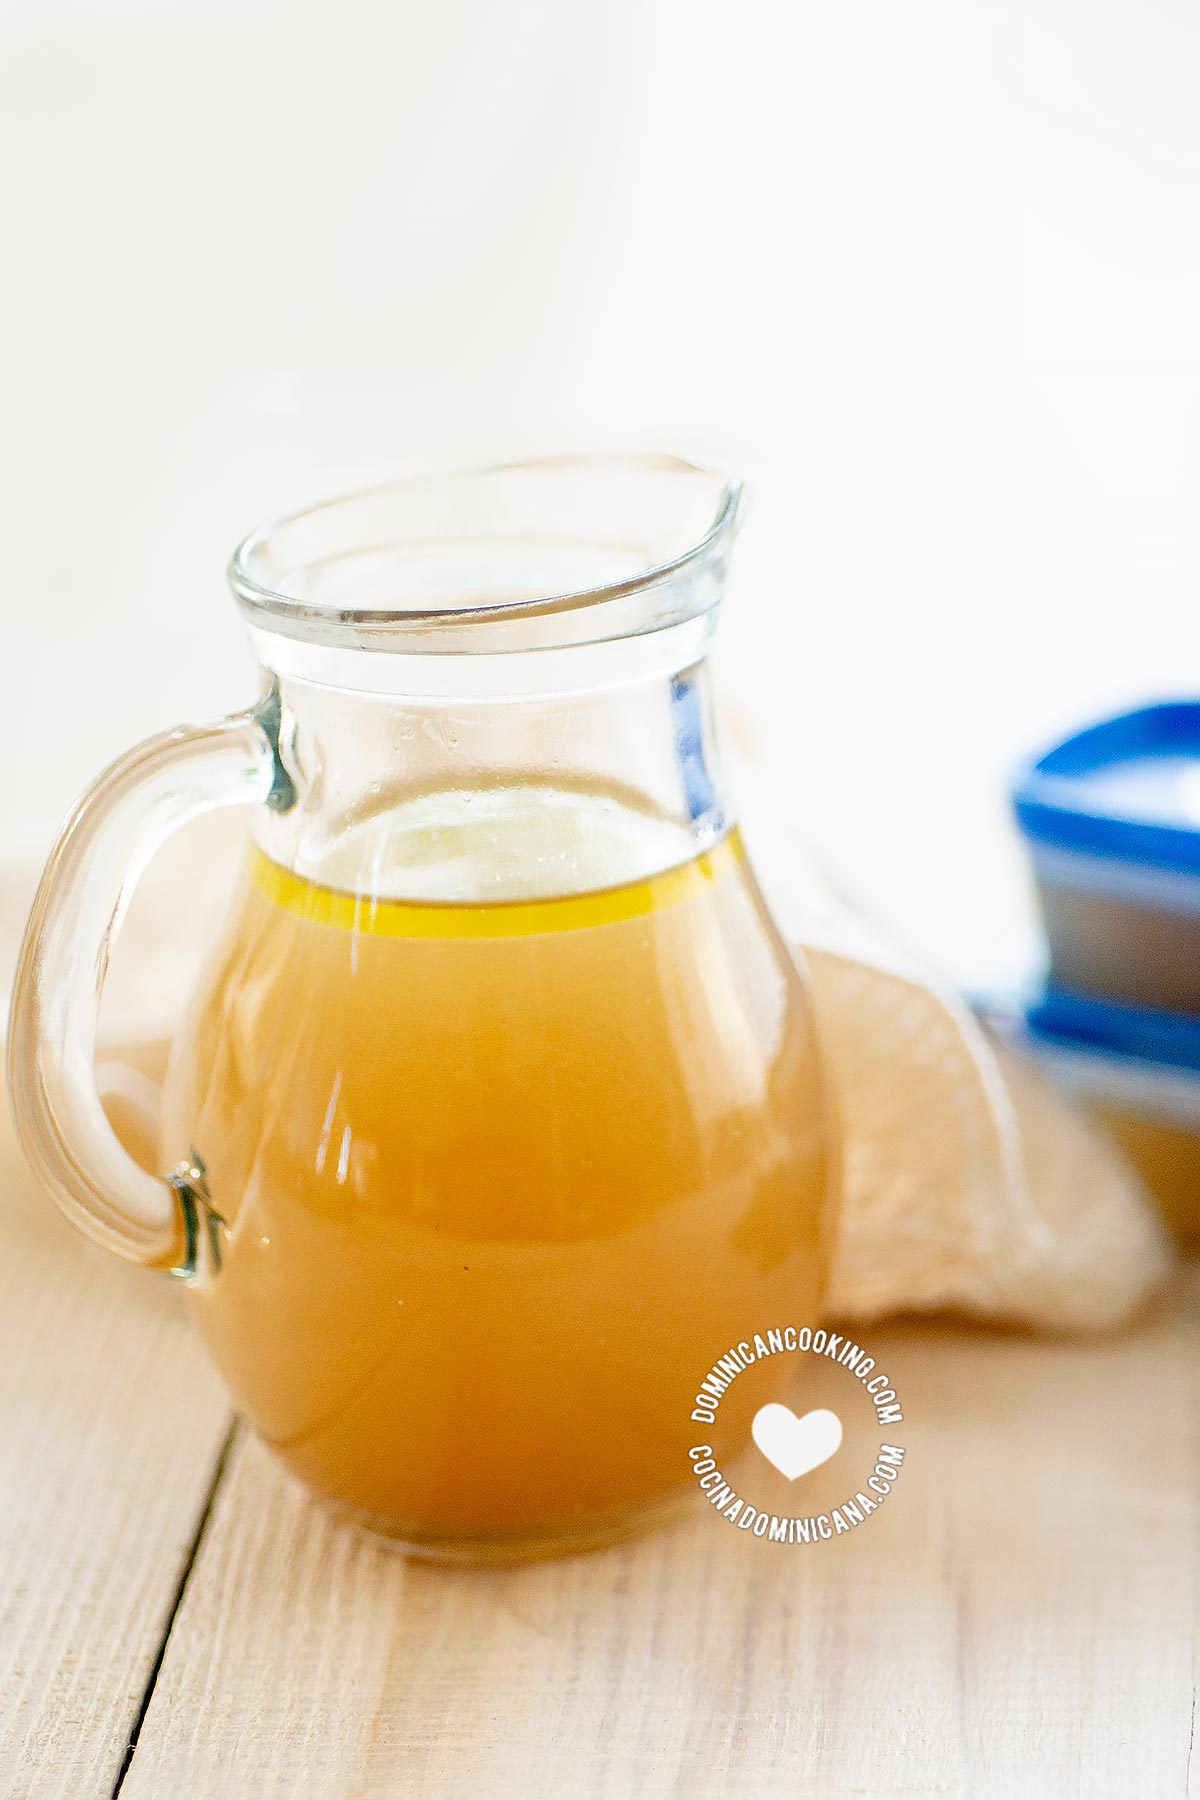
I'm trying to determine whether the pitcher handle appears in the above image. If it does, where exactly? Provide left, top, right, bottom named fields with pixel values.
left=6, top=703, right=279, bottom=1270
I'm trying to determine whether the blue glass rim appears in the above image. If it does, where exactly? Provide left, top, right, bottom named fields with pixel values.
left=1012, top=700, right=1200, bottom=877
left=1025, top=986, right=1200, bottom=1075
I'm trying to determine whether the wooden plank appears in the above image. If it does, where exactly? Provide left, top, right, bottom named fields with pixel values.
left=0, top=1101, right=233, bottom=1798
left=121, top=1276, right=1200, bottom=1799
left=4, top=853, right=1195, bottom=1793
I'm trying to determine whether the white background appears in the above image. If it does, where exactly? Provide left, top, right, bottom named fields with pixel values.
left=2, top=0, right=1198, bottom=983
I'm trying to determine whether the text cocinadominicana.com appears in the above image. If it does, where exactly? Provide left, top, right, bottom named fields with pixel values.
left=688, top=1443, right=907, bottom=1543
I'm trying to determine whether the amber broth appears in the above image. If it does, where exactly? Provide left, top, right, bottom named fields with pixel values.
left=162, top=823, right=830, bottom=1553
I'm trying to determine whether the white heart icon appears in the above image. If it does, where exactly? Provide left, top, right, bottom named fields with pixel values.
left=751, top=1403, right=843, bottom=1481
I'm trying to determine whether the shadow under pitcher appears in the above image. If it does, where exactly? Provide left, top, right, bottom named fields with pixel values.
left=8, top=454, right=835, bottom=1561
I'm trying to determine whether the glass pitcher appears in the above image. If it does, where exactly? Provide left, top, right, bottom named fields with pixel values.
left=8, top=454, right=832, bottom=1561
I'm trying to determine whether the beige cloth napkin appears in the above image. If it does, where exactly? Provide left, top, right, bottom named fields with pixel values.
left=748, top=814, right=1174, bottom=1333
left=1, top=807, right=1173, bottom=1335
left=808, top=944, right=1172, bottom=1331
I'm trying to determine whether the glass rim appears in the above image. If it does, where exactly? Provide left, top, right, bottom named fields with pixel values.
left=226, top=452, right=743, bottom=654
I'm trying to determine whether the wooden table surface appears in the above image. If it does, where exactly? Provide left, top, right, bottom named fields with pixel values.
left=2, top=1089, right=1197, bottom=1800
